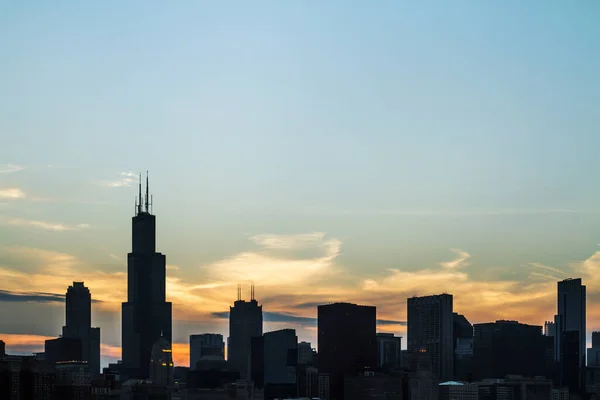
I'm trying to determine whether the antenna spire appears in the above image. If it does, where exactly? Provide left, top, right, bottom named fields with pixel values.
left=237, top=284, right=241, bottom=301
left=251, top=281, right=255, bottom=300
left=137, top=173, right=142, bottom=215
left=145, top=170, right=150, bottom=213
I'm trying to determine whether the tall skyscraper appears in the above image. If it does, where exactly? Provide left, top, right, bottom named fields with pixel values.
left=318, top=302, right=377, bottom=400
left=122, top=174, right=172, bottom=379
left=407, top=294, right=454, bottom=381
left=376, top=333, right=402, bottom=370
left=228, top=284, right=263, bottom=380
left=263, top=329, right=298, bottom=400
left=61, top=282, right=101, bottom=378
left=556, top=278, right=586, bottom=391
left=189, top=334, right=225, bottom=370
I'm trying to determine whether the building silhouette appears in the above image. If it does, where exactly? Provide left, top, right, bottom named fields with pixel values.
left=149, top=333, right=174, bottom=387
left=262, top=329, right=298, bottom=400
left=555, top=277, right=586, bottom=392
left=189, top=333, right=225, bottom=370
left=61, top=281, right=101, bottom=378
left=228, top=284, right=263, bottom=380
left=376, top=333, right=402, bottom=370
left=453, top=313, right=473, bottom=381
left=297, top=341, right=316, bottom=366
left=473, top=320, right=553, bottom=380
left=318, top=302, right=377, bottom=400
left=407, top=294, right=454, bottom=381
left=121, top=174, right=173, bottom=380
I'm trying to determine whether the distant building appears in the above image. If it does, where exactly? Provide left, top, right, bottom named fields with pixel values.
left=297, top=364, right=319, bottom=398
left=588, top=332, right=600, bottom=367
left=406, top=349, right=438, bottom=400
left=121, top=176, right=173, bottom=380
left=438, top=381, right=478, bottom=400
left=44, top=337, right=82, bottom=364
left=263, top=329, right=298, bottom=400
left=0, top=340, right=4, bottom=357
left=344, top=371, right=406, bottom=400
left=376, top=333, right=402, bottom=370
left=0, top=355, right=56, bottom=400
left=61, top=281, right=101, bottom=378
left=228, top=284, right=263, bottom=380
left=190, top=333, right=225, bottom=370
left=149, top=334, right=174, bottom=387
left=54, top=360, right=92, bottom=399
left=407, top=294, right=454, bottom=381
left=473, top=320, right=553, bottom=380
left=556, top=278, right=586, bottom=392
left=297, top=341, right=316, bottom=365
left=318, top=302, right=377, bottom=400
left=477, top=375, right=553, bottom=400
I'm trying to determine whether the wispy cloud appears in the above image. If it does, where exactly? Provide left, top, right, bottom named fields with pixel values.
left=440, top=248, right=471, bottom=269
left=0, top=164, right=24, bottom=174
left=0, top=289, right=101, bottom=304
left=301, top=207, right=586, bottom=217
left=0, top=188, right=25, bottom=199
left=96, top=172, right=138, bottom=188
left=1, top=218, right=90, bottom=232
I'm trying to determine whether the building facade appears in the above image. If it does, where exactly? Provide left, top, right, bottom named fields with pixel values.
left=407, top=294, right=454, bottom=381
left=190, top=333, right=225, bottom=370
left=318, top=302, right=377, bottom=400
left=228, top=286, right=263, bottom=380
left=121, top=175, right=173, bottom=380
left=376, top=333, right=402, bottom=370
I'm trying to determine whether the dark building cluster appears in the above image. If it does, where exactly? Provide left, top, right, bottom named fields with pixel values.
left=1, top=176, right=599, bottom=400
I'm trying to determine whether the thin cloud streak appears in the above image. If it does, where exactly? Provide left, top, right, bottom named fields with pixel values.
left=0, top=188, right=25, bottom=199
left=301, top=207, right=588, bottom=217
left=2, top=218, right=90, bottom=232
left=0, top=164, right=24, bottom=173
left=96, top=171, right=138, bottom=188
left=440, top=248, right=471, bottom=269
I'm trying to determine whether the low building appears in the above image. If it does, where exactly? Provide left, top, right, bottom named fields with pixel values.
left=439, top=381, right=478, bottom=400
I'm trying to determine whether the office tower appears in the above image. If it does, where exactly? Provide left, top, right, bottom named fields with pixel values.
left=473, top=320, right=553, bottom=380
left=149, top=334, right=174, bottom=387
left=61, top=282, right=101, bottom=378
left=54, top=361, right=91, bottom=400
left=189, top=334, right=225, bottom=370
left=318, top=302, right=377, bottom=400
left=228, top=284, right=263, bottom=380
left=250, top=336, right=265, bottom=388
left=376, top=333, right=402, bottom=370
left=453, top=313, right=473, bottom=381
left=0, top=340, right=4, bottom=357
left=44, top=337, right=82, bottom=364
left=438, top=381, right=478, bottom=400
left=263, top=329, right=298, bottom=400
left=407, top=294, right=454, bottom=380
left=588, top=332, right=600, bottom=367
left=122, top=174, right=172, bottom=380
left=0, top=356, right=56, bottom=400
left=544, top=321, right=556, bottom=337
left=298, top=341, right=316, bottom=365
left=555, top=277, right=586, bottom=392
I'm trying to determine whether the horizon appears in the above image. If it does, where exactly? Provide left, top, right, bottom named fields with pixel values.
left=1, top=1, right=600, bottom=371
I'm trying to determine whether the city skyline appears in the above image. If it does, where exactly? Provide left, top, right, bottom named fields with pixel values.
left=2, top=0, right=600, bottom=372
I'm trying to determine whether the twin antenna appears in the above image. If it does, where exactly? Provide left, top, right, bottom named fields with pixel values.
left=135, top=171, right=153, bottom=215
left=236, top=282, right=256, bottom=301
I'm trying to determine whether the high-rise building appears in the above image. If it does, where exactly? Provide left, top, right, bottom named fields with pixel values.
left=556, top=277, right=586, bottom=391
left=61, top=282, right=101, bottom=378
left=121, top=174, right=173, bottom=380
left=407, top=294, right=454, bottom=380
left=149, top=334, right=174, bottom=387
left=263, top=329, right=298, bottom=400
left=297, top=341, right=316, bottom=365
left=318, top=302, right=377, bottom=400
left=588, top=331, right=600, bottom=367
left=228, top=284, right=262, bottom=380
left=44, top=337, right=82, bottom=364
left=473, top=320, right=553, bottom=380
left=453, top=313, right=473, bottom=381
left=376, top=333, right=402, bottom=370
left=0, top=340, right=5, bottom=357
left=189, top=334, right=225, bottom=370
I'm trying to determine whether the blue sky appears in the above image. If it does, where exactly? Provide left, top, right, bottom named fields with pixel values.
left=1, top=1, right=600, bottom=367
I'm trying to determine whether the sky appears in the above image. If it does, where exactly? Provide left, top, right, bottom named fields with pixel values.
left=1, top=1, right=600, bottom=368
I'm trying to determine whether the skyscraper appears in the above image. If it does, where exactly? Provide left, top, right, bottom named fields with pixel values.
left=556, top=278, right=586, bottom=391
left=407, top=294, right=454, bottom=381
left=61, top=282, right=101, bottom=378
left=228, top=284, right=263, bottom=380
left=149, top=334, right=174, bottom=387
left=122, top=174, right=172, bottom=379
left=318, top=302, right=377, bottom=400
left=189, top=334, right=225, bottom=370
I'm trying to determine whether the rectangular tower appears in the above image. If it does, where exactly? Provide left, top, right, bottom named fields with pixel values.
left=556, top=278, right=586, bottom=392
left=122, top=174, right=173, bottom=380
left=318, top=302, right=377, bottom=400
left=189, top=334, right=225, bottom=370
left=61, top=282, right=101, bottom=378
left=407, top=294, right=454, bottom=381
left=228, top=285, right=263, bottom=380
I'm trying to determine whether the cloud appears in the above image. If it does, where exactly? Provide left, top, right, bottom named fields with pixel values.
left=301, top=207, right=585, bottom=217
left=96, top=172, right=138, bottom=188
left=0, top=188, right=25, bottom=199
left=1, top=218, right=90, bottom=232
left=0, top=164, right=24, bottom=174
left=0, top=289, right=102, bottom=304
left=211, top=310, right=405, bottom=327
left=440, top=248, right=471, bottom=269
